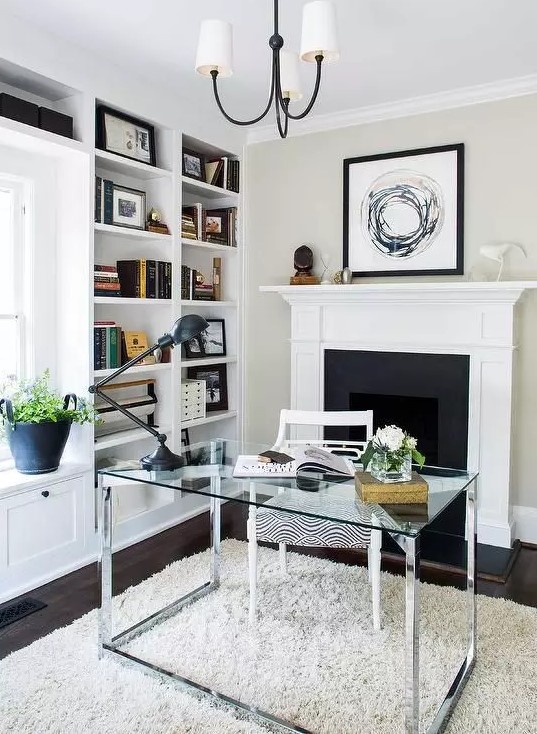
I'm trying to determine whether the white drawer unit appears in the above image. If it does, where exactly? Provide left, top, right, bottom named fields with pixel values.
left=0, top=470, right=91, bottom=603
left=181, top=379, right=206, bottom=421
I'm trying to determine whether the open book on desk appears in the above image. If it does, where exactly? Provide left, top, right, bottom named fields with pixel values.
left=232, top=445, right=356, bottom=479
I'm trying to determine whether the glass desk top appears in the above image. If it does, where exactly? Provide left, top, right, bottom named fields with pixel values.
left=98, top=439, right=478, bottom=537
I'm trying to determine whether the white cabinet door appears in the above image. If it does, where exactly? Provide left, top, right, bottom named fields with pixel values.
left=0, top=475, right=87, bottom=602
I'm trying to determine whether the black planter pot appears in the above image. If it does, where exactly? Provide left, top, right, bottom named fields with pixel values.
left=5, top=420, right=72, bottom=474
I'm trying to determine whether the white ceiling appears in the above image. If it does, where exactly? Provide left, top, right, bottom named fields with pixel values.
left=4, top=0, right=537, bottom=125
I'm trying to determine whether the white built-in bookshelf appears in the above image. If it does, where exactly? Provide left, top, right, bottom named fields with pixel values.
left=0, top=57, right=244, bottom=601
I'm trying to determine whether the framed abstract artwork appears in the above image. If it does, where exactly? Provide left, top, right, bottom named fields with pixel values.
left=343, top=144, right=464, bottom=277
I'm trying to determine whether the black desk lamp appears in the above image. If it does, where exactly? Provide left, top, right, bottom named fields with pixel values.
left=89, top=314, right=209, bottom=471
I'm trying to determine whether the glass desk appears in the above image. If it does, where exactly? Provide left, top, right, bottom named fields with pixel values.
left=98, top=439, right=477, bottom=734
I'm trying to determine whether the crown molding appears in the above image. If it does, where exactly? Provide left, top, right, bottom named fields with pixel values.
left=246, top=73, right=537, bottom=144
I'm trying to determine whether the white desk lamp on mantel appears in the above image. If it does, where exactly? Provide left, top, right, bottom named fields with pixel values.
left=479, top=242, right=526, bottom=281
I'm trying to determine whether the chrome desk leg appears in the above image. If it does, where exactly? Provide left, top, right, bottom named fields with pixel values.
left=210, top=441, right=221, bottom=586
left=404, top=534, right=420, bottom=734
left=98, top=477, right=113, bottom=659
left=467, top=478, right=477, bottom=664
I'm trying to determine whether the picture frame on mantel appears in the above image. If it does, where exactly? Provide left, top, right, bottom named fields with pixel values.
left=343, top=144, right=464, bottom=277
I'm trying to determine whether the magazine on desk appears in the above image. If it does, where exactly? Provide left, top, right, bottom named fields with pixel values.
left=232, top=445, right=356, bottom=478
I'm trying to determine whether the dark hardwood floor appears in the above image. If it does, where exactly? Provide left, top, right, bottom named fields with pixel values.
left=1, top=503, right=536, bottom=660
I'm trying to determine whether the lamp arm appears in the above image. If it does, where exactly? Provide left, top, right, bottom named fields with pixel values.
left=90, top=341, right=162, bottom=391
left=210, top=62, right=276, bottom=126
left=91, top=388, right=163, bottom=441
left=278, top=55, right=324, bottom=121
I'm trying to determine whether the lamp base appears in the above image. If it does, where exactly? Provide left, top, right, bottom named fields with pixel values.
left=140, top=442, right=185, bottom=472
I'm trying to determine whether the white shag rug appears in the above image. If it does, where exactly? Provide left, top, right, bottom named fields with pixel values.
left=1, top=540, right=536, bottom=734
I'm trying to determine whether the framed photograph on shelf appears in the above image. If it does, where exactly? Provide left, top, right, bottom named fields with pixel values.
left=112, top=185, right=146, bottom=230
left=343, top=143, right=464, bottom=277
left=96, top=105, right=156, bottom=166
left=187, top=364, right=228, bottom=412
left=184, top=319, right=226, bottom=358
left=182, top=148, right=205, bottom=181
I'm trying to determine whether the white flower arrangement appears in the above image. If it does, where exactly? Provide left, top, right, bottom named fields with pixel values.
left=361, top=424, right=425, bottom=472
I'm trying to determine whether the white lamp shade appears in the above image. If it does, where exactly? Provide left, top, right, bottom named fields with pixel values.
left=279, top=50, right=303, bottom=101
left=300, top=1, right=339, bottom=63
left=195, top=19, right=233, bottom=77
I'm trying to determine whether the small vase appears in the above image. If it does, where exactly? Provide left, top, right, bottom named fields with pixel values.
left=370, top=450, right=412, bottom=483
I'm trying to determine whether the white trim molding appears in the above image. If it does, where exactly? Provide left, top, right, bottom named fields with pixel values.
left=261, top=281, right=537, bottom=548
left=247, top=73, right=537, bottom=143
left=512, top=505, right=537, bottom=545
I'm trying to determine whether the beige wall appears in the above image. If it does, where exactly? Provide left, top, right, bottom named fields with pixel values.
left=244, top=94, right=537, bottom=510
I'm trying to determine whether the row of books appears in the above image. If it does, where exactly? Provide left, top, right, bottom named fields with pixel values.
left=94, top=176, right=115, bottom=224
left=204, top=156, right=240, bottom=193
left=116, top=259, right=172, bottom=299
left=93, top=322, right=124, bottom=370
left=94, top=264, right=121, bottom=297
left=182, top=204, right=238, bottom=247
left=181, top=266, right=215, bottom=301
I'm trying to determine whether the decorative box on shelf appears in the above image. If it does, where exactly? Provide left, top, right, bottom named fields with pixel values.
left=355, top=471, right=428, bottom=504
left=181, top=379, right=206, bottom=421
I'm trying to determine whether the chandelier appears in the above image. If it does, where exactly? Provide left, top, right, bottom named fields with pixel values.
left=195, top=0, right=339, bottom=139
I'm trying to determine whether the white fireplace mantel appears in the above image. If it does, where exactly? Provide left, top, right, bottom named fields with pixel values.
left=260, top=280, right=537, bottom=548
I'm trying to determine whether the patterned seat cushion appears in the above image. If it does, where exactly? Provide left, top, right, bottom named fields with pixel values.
left=256, top=490, right=372, bottom=549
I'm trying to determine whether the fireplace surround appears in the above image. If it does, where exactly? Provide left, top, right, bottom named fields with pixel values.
left=261, top=281, right=537, bottom=548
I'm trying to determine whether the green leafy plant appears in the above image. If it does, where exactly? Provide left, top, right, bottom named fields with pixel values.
left=0, top=370, right=98, bottom=437
left=361, top=424, right=425, bottom=471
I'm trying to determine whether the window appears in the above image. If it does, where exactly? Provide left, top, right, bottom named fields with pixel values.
left=0, top=179, right=25, bottom=384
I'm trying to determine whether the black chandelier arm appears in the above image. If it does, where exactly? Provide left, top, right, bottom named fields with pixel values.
left=277, top=55, right=324, bottom=121
left=210, top=69, right=275, bottom=126
left=274, top=88, right=289, bottom=139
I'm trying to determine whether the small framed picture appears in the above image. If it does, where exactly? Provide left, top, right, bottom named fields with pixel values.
left=184, top=319, right=226, bottom=358
left=112, top=185, right=146, bottom=230
left=96, top=105, right=156, bottom=166
left=182, top=149, right=205, bottom=181
left=187, top=364, right=228, bottom=412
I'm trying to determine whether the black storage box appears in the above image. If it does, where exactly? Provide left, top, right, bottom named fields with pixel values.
left=0, top=93, right=39, bottom=127
left=38, top=106, right=74, bottom=139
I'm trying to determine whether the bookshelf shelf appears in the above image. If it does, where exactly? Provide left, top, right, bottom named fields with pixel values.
left=95, top=223, right=172, bottom=242
left=94, top=296, right=172, bottom=305
left=181, top=237, right=238, bottom=253
left=181, top=355, right=237, bottom=368
left=94, top=425, right=172, bottom=451
left=94, top=363, right=172, bottom=379
left=182, top=176, right=239, bottom=200
left=95, top=149, right=172, bottom=180
left=180, top=300, right=236, bottom=308
left=181, top=410, right=238, bottom=429
left=0, top=115, right=87, bottom=158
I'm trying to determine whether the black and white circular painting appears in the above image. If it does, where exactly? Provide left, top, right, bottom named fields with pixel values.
left=361, top=169, right=444, bottom=260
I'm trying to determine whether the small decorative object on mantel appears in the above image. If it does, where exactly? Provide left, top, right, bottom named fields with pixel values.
left=478, top=242, right=526, bottom=282
left=355, top=470, right=428, bottom=504
left=341, top=266, right=353, bottom=284
left=146, top=208, right=170, bottom=235
left=290, top=244, right=320, bottom=285
left=361, top=425, right=425, bottom=484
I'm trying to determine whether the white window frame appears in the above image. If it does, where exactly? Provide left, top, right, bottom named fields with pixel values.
left=0, top=176, right=30, bottom=462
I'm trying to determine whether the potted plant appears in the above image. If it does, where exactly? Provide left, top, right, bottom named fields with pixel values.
left=0, top=370, right=97, bottom=474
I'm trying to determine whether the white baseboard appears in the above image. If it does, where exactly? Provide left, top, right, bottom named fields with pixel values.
left=512, top=505, right=537, bottom=545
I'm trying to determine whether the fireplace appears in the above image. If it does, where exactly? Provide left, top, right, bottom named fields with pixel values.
left=324, top=350, right=470, bottom=469
left=261, top=281, right=535, bottom=548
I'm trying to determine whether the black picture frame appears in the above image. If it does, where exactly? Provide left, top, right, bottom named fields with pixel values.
left=180, top=428, right=191, bottom=464
left=187, top=364, right=228, bottom=412
left=343, top=144, right=464, bottom=277
left=184, top=319, right=226, bottom=359
left=182, top=148, right=205, bottom=181
left=96, top=105, right=157, bottom=167
left=111, top=184, right=146, bottom=230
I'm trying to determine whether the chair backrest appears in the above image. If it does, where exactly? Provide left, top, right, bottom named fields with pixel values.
left=272, top=409, right=374, bottom=458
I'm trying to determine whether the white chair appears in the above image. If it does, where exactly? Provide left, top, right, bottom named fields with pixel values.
left=247, top=409, right=382, bottom=631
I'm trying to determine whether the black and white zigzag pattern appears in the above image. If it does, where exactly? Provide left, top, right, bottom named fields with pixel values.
left=256, top=492, right=372, bottom=548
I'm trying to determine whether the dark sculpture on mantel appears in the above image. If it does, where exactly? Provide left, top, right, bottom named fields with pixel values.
left=290, top=244, right=320, bottom=285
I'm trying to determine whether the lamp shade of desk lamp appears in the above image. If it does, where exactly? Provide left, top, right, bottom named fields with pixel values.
left=89, top=314, right=209, bottom=471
